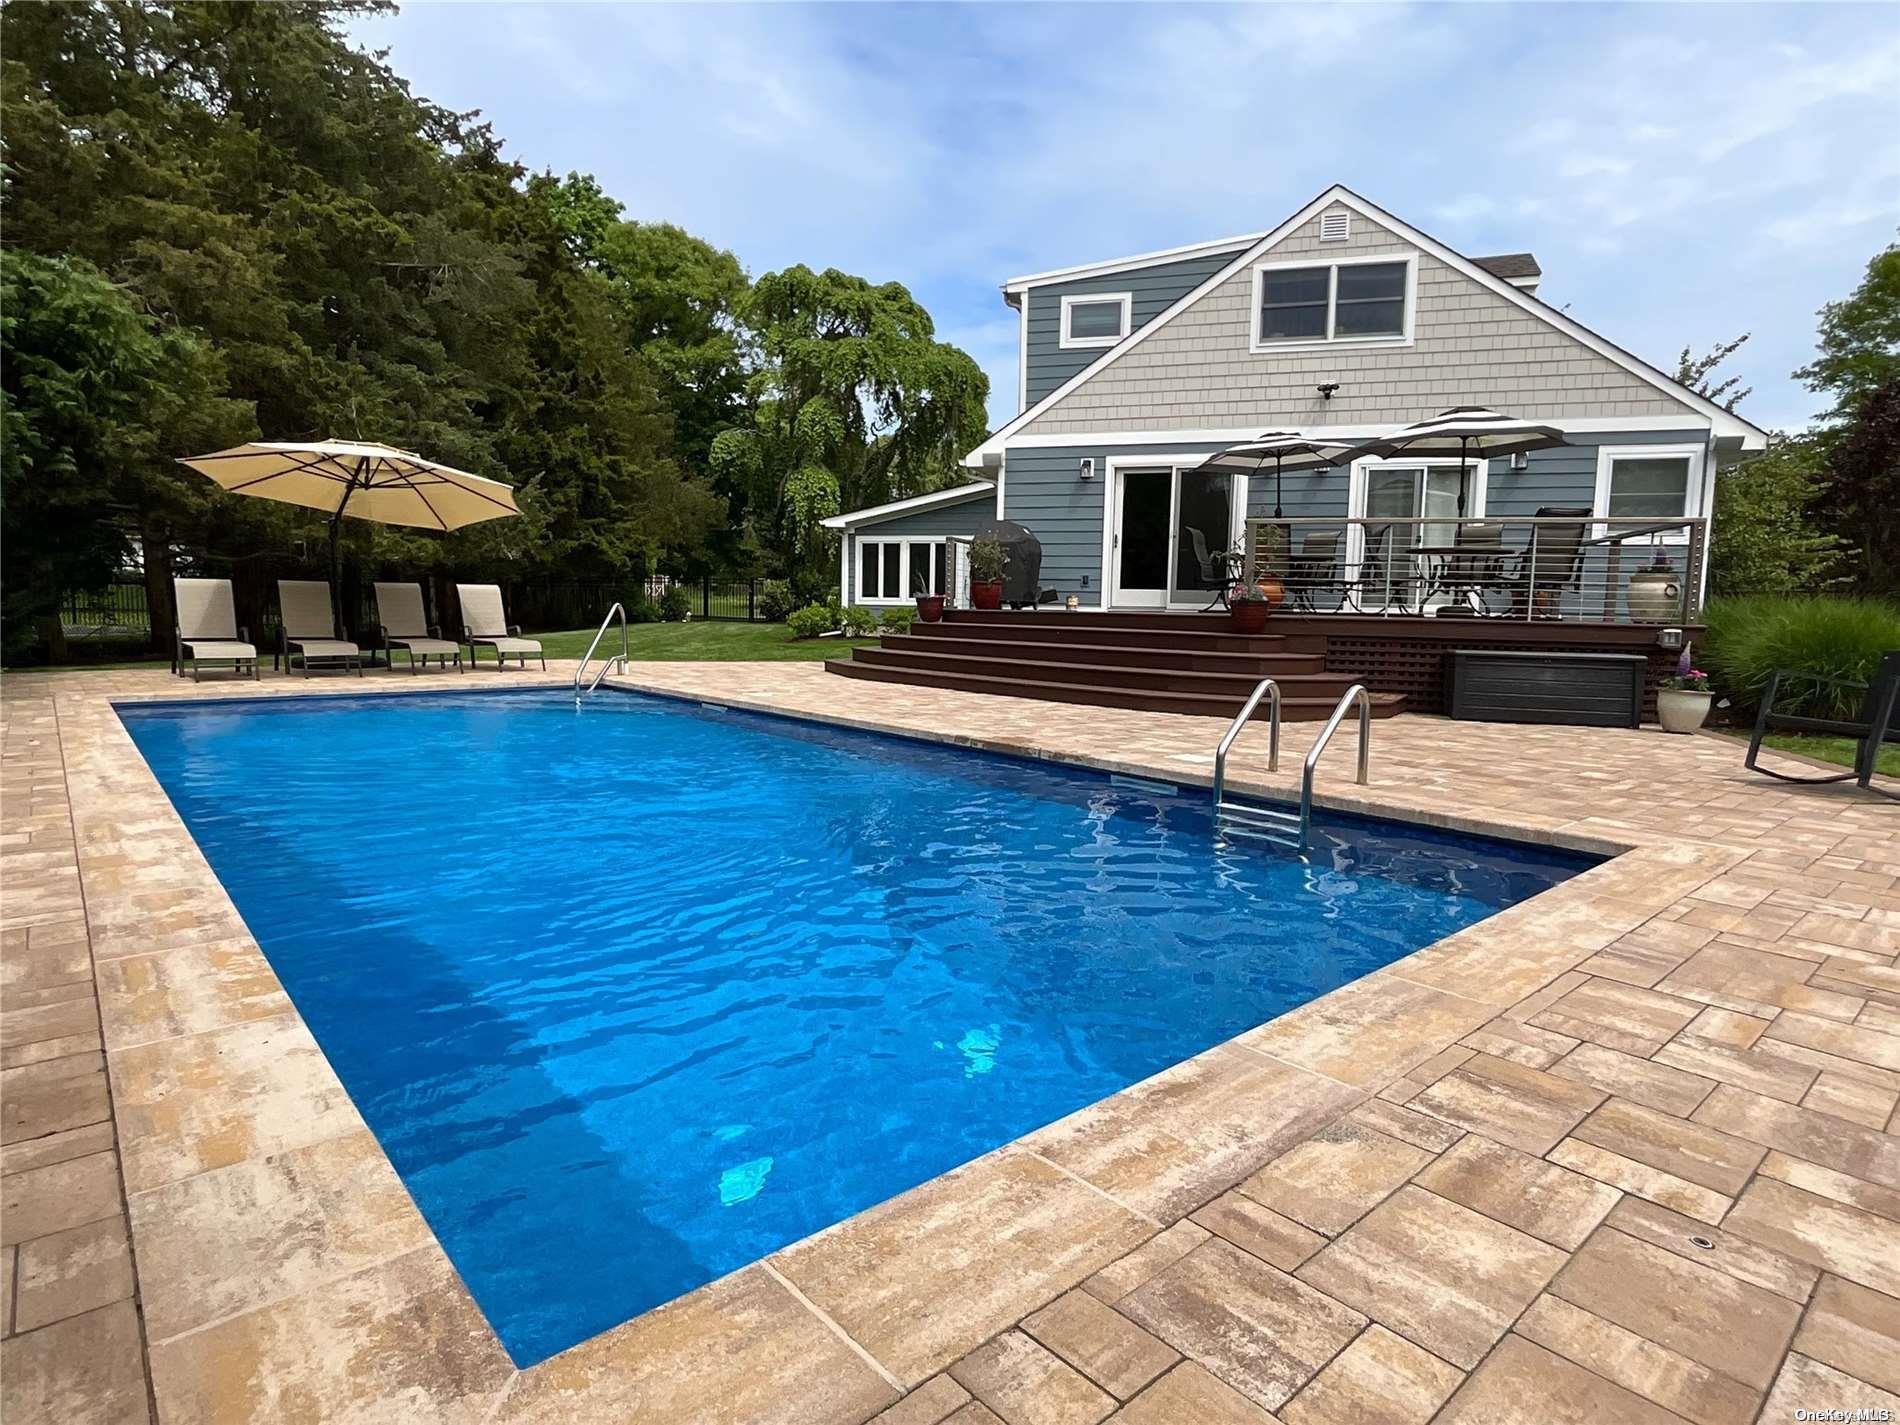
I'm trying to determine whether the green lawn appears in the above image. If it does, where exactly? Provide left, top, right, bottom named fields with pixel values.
left=1751, top=731, right=1900, bottom=778
left=532, top=620, right=875, bottom=662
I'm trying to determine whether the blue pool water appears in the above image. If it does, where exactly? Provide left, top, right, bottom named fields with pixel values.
left=121, top=688, right=1593, bottom=1365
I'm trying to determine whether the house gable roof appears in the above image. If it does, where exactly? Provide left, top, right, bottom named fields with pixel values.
left=1001, top=232, right=1265, bottom=295
left=967, top=185, right=1766, bottom=465
left=818, top=481, right=994, bottom=530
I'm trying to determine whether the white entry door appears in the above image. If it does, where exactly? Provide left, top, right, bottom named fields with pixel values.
left=1110, top=469, right=1172, bottom=608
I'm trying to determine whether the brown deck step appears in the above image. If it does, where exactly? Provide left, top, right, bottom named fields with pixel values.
left=923, top=620, right=1324, bottom=655
left=850, top=646, right=1361, bottom=699
left=826, top=658, right=1407, bottom=721
left=944, top=608, right=1245, bottom=632
left=885, top=632, right=1328, bottom=675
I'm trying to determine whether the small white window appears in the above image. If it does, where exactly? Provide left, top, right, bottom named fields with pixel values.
left=1251, top=256, right=1414, bottom=351
left=1059, top=293, right=1132, bottom=350
left=1593, top=445, right=1704, bottom=543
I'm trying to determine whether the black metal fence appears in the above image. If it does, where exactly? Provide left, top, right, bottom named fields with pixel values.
left=62, top=582, right=152, bottom=639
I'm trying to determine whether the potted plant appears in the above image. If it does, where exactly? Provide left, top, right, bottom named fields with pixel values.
left=914, top=572, right=945, bottom=623
left=968, top=536, right=1006, bottom=610
left=1229, top=580, right=1273, bottom=634
left=1656, top=645, right=1712, bottom=733
left=1627, top=547, right=1682, bottom=624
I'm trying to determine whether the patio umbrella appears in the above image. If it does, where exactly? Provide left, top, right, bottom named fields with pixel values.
left=1335, top=406, right=1571, bottom=516
left=1191, top=431, right=1354, bottom=519
left=177, top=439, right=521, bottom=634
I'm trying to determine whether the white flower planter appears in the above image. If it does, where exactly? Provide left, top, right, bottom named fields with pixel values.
left=1656, top=688, right=1712, bottom=734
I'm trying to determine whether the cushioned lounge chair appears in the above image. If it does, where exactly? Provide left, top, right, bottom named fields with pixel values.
left=456, top=584, right=545, bottom=671
left=172, top=578, right=259, bottom=682
left=373, top=582, right=464, bottom=673
left=276, top=580, right=362, bottom=677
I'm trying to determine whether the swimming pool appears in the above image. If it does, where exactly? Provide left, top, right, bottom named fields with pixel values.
left=122, top=688, right=1593, bottom=1365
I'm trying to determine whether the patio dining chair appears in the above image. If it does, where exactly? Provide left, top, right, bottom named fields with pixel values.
left=1745, top=651, right=1898, bottom=800
left=1287, top=531, right=1343, bottom=612
left=1343, top=525, right=1396, bottom=612
left=456, top=584, right=546, bottom=671
left=1437, top=521, right=1507, bottom=614
left=373, top=582, right=464, bottom=673
left=1500, top=507, right=1590, bottom=619
left=172, top=578, right=259, bottom=682
left=276, top=580, right=363, bottom=677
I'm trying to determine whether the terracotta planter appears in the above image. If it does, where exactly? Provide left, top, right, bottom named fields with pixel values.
left=1656, top=688, right=1712, bottom=734
left=1229, top=600, right=1270, bottom=634
left=971, top=580, right=1004, bottom=611
left=1628, top=568, right=1683, bottom=623
left=1256, top=576, right=1285, bottom=611
left=915, top=594, right=945, bottom=623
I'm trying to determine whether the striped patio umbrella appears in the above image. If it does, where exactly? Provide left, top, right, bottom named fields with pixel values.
left=177, top=439, right=521, bottom=633
left=1335, top=406, right=1571, bottom=515
left=1192, top=431, right=1354, bottom=519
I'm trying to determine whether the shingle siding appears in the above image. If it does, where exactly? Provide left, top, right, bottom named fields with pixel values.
left=1022, top=205, right=1698, bottom=435
left=1021, top=252, right=1246, bottom=408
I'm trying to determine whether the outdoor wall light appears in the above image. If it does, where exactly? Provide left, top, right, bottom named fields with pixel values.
left=1316, top=383, right=1340, bottom=400
left=1078, top=457, right=1096, bottom=480
left=1510, top=451, right=1529, bottom=471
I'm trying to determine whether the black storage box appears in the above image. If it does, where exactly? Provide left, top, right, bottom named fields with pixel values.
left=1448, top=649, right=1646, bottom=728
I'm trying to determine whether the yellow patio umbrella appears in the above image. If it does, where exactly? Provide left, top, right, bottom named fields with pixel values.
left=176, top=439, right=521, bottom=634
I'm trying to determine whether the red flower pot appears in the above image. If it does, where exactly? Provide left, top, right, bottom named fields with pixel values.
left=1229, top=599, right=1270, bottom=634
left=915, top=594, right=945, bottom=623
left=971, top=580, right=1004, bottom=611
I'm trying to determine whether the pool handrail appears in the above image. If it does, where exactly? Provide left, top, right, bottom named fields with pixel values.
left=1300, top=684, right=1371, bottom=832
left=574, top=603, right=629, bottom=699
left=1212, top=678, right=1281, bottom=806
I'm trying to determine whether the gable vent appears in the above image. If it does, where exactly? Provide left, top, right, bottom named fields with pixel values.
left=1319, top=209, right=1351, bottom=243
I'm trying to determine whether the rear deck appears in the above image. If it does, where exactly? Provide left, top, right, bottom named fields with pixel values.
left=827, top=607, right=1694, bottom=722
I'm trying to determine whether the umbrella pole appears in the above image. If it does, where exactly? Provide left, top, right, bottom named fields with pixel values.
left=327, top=459, right=365, bottom=638
left=1274, top=454, right=1284, bottom=520
left=1456, top=436, right=1470, bottom=518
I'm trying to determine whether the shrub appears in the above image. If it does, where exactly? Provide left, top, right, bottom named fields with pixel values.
left=969, top=536, right=1006, bottom=583
left=757, top=579, right=796, bottom=622
left=1701, top=594, right=1900, bottom=718
left=841, top=606, right=880, bottom=637
left=658, top=585, right=692, bottom=622
left=626, top=600, right=661, bottom=624
left=879, top=606, right=915, bottom=633
left=786, top=603, right=836, bottom=639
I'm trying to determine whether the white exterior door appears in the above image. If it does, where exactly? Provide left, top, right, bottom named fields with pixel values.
left=1110, top=469, right=1172, bottom=608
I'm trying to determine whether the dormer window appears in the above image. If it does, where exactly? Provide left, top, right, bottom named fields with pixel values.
left=1250, top=254, right=1415, bottom=352
left=1059, top=293, right=1132, bottom=350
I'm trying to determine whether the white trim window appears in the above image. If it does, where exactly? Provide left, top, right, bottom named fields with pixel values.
left=854, top=537, right=948, bottom=605
left=1249, top=253, right=1417, bottom=353
left=1592, top=444, right=1705, bottom=543
left=1058, top=292, right=1133, bottom=350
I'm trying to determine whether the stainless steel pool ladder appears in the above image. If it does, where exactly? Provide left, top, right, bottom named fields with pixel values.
left=574, top=603, right=629, bottom=700
left=1212, top=681, right=1371, bottom=850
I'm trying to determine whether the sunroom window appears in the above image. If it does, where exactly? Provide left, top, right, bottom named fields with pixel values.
left=856, top=538, right=945, bottom=602
left=1595, top=448, right=1701, bottom=543
left=1255, top=259, right=1410, bottom=346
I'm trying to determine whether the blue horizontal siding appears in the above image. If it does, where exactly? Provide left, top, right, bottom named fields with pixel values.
left=1003, top=429, right=1710, bottom=605
left=1022, top=252, right=1244, bottom=407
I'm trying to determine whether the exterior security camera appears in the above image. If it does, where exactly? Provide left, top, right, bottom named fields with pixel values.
left=1317, top=383, right=1340, bottom=400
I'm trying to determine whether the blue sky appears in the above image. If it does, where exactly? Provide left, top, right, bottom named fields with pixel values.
left=356, top=2, right=1900, bottom=433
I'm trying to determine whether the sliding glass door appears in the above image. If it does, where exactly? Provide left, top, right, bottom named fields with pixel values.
left=1110, top=465, right=1236, bottom=608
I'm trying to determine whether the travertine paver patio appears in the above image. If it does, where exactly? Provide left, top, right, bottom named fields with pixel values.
left=2, top=660, right=1897, bottom=1425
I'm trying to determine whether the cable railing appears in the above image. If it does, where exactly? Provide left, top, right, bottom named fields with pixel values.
left=1240, top=515, right=1708, bottom=626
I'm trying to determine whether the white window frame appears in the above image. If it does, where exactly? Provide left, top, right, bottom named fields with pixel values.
left=1591, top=443, right=1706, bottom=545
left=852, top=535, right=947, bottom=606
left=1249, top=252, right=1417, bottom=354
left=1097, top=455, right=1250, bottom=610
left=1345, top=456, right=1488, bottom=611
left=1058, top=292, right=1133, bottom=350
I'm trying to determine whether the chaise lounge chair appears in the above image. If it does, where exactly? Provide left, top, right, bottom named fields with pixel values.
left=373, top=582, right=464, bottom=674
left=276, top=580, right=362, bottom=677
left=456, top=584, right=545, bottom=671
left=172, top=578, right=259, bottom=681
left=1745, top=651, right=1898, bottom=800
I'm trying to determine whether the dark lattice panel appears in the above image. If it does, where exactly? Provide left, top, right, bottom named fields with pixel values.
left=1325, top=635, right=1676, bottom=718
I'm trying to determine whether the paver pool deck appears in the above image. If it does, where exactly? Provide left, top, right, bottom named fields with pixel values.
left=2, top=660, right=1897, bottom=1425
